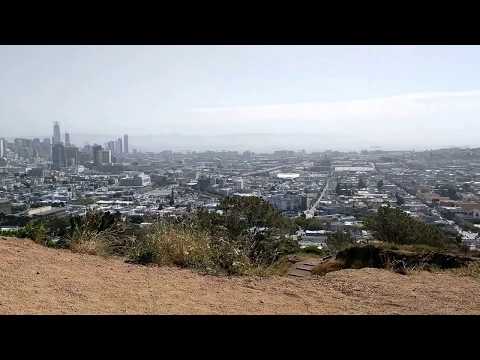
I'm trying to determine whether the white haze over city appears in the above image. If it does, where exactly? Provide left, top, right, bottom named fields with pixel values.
left=1, top=45, right=479, bottom=152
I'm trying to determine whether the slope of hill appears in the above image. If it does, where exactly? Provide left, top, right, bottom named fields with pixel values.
left=1, top=237, right=480, bottom=314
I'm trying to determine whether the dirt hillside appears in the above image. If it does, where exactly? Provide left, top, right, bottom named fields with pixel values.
left=1, top=237, right=480, bottom=314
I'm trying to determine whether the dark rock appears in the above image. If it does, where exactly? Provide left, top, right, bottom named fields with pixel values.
left=313, top=245, right=478, bottom=276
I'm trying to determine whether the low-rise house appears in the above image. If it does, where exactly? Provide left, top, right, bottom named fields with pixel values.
left=459, top=203, right=480, bottom=219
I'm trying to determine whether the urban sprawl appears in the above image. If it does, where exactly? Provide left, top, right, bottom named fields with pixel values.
left=1, top=122, right=480, bottom=250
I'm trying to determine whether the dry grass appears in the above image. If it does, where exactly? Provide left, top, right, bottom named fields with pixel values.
left=128, top=222, right=253, bottom=275
left=129, top=222, right=213, bottom=268
left=447, top=261, right=480, bottom=279
left=311, top=259, right=345, bottom=276
left=68, top=229, right=113, bottom=256
left=2, top=237, right=480, bottom=314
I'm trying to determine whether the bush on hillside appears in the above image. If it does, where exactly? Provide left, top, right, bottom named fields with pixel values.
left=67, top=210, right=126, bottom=256
left=127, top=221, right=251, bottom=275
left=3, top=198, right=299, bottom=276
left=127, top=198, right=300, bottom=274
left=364, top=206, right=454, bottom=248
left=326, top=230, right=355, bottom=252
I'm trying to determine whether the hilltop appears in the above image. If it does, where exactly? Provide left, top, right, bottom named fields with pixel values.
left=1, top=236, right=480, bottom=314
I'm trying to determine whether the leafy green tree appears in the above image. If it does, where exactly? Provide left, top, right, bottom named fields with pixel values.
left=438, top=184, right=460, bottom=200
left=219, top=196, right=289, bottom=231
left=327, top=230, right=355, bottom=252
left=395, top=192, right=405, bottom=206
left=364, top=206, right=452, bottom=248
left=294, top=215, right=325, bottom=231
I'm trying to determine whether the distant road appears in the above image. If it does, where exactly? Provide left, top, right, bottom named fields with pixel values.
left=242, top=164, right=291, bottom=177
left=305, top=176, right=331, bottom=215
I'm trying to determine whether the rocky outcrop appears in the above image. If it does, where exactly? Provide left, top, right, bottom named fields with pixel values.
left=313, top=245, right=478, bottom=275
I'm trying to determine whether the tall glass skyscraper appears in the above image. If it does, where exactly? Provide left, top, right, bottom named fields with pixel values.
left=53, top=121, right=61, bottom=144
left=123, top=134, right=128, bottom=153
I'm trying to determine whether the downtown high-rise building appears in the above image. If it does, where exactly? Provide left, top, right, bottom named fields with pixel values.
left=116, top=138, right=123, bottom=154
left=0, top=138, right=4, bottom=158
left=92, top=145, right=103, bottom=166
left=123, top=134, right=129, bottom=154
left=106, top=141, right=115, bottom=154
left=53, top=121, right=61, bottom=144
left=64, top=146, right=79, bottom=167
left=65, top=132, right=71, bottom=146
left=100, top=149, right=112, bottom=165
left=52, top=143, right=66, bottom=170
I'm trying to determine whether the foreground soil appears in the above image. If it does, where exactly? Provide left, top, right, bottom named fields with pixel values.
left=1, top=237, right=480, bottom=314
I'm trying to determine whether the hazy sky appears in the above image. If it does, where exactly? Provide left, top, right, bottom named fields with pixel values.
left=1, top=45, right=480, bottom=151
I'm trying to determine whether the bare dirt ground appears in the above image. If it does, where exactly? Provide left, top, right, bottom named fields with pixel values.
left=1, top=237, right=480, bottom=314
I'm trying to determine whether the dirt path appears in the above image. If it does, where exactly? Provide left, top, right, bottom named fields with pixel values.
left=288, top=257, right=325, bottom=278
left=1, top=237, right=480, bottom=314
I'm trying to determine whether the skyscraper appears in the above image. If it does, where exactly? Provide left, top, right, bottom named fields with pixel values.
left=65, top=132, right=71, bottom=146
left=53, top=121, right=61, bottom=144
left=100, top=149, right=112, bottom=165
left=116, top=138, right=123, bottom=154
left=107, top=141, right=115, bottom=153
left=52, top=143, right=65, bottom=170
left=64, top=146, right=79, bottom=167
left=92, top=145, right=102, bottom=166
left=0, top=138, right=4, bottom=158
left=123, top=134, right=129, bottom=154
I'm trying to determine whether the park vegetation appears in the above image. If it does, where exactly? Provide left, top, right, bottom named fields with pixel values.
left=1, top=199, right=470, bottom=276
left=1, top=196, right=300, bottom=276
left=364, top=205, right=459, bottom=249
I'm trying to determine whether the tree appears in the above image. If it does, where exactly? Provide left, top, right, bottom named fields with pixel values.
left=395, top=192, right=405, bottom=206
left=294, top=216, right=325, bottom=231
left=364, top=206, right=452, bottom=248
left=438, top=184, right=460, bottom=200
left=327, top=230, right=355, bottom=252
left=219, top=196, right=288, bottom=231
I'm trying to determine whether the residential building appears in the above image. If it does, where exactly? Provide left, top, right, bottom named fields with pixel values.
left=119, top=172, right=151, bottom=187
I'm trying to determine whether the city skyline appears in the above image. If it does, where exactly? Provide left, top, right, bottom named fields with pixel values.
left=2, top=46, right=480, bottom=151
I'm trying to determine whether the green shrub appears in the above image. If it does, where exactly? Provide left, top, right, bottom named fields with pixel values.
left=364, top=205, right=453, bottom=248
left=67, top=210, right=126, bottom=256
left=127, top=221, right=251, bottom=275
left=68, top=227, right=113, bottom=256
left=327, top=230, right=355, bottom=252
left=2, top=221, right=48, bottom=245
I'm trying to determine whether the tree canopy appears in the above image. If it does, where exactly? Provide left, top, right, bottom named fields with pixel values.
left=364, top=206, right=453, bottom=248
